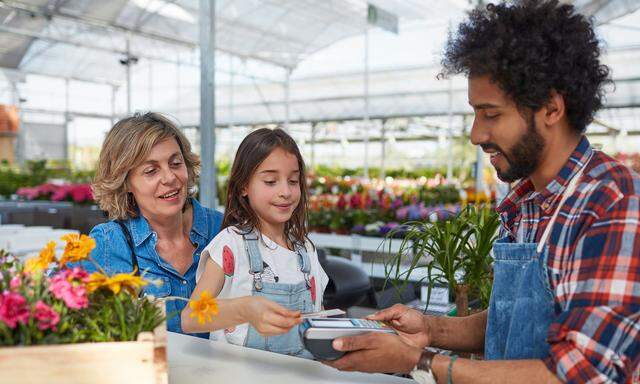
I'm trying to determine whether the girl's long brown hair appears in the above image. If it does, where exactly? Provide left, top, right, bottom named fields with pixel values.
left=222, top=128, right=312, bottom=250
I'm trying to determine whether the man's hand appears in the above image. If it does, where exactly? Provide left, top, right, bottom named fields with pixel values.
left=322, top=332, right=422, bottom=374
left=368, top=304, right=431, bottom=348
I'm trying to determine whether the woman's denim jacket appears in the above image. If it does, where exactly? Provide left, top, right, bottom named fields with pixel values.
left=84, top=198, right=222, bottom=338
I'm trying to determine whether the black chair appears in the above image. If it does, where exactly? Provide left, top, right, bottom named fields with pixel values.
left=318, top=248, right=372, bottom=310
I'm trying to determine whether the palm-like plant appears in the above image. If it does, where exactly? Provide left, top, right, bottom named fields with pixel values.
left=383, top=204, right=499, bottom=316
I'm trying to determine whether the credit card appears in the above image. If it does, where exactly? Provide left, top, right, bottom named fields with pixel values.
left=301, top=309, right=346, bottom=318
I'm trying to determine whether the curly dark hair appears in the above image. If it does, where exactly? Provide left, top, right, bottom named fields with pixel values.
left=441, top=0, right=611, bottom=133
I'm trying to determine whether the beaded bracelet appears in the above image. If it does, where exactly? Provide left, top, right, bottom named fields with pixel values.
left=447, top=355, right=459, bottom=384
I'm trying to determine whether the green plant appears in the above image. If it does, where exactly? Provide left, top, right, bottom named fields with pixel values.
left=383, top=204, right=499, bottom=316
left=462, top=204, right=500, bottom=308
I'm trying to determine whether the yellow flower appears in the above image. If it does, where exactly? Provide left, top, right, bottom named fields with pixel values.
left=86, top=272, right=109, bottom=293
left=86, top=270, right=148, bottom=296
left=24, top=241, right=57, bottom=274
left=189, top=291, right=219, bottom=325
left=59, top=234, right=96, bottom=266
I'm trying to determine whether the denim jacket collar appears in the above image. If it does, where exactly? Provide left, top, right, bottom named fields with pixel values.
left=128, top=198, right=208, bottom=247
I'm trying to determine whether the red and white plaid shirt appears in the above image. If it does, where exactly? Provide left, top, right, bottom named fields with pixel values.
left=498, top=136, right=640, bottom=383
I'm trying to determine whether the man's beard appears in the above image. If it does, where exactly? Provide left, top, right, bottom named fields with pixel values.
left=483, top=114, right=546, bottom=183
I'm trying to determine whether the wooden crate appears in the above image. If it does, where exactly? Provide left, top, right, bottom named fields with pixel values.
left=0, top=321, right=167, bottom=384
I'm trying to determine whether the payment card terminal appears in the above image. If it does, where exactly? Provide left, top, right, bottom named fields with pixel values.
left=300, top=317, right=396, bottom=361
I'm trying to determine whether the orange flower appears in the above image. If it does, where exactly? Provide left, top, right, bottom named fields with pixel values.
left=24, top=241, right=57, bottom=274
left=59, top=234, right=96, bottom=266
left=86, top=270, right=148, bottom=296
left=189, top=290, right=219, bottom=325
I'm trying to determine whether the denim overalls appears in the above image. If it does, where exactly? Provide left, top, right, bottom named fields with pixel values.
left=242, top=232, right=315, bottom=359
left=485, top=157, right=590, bottom=360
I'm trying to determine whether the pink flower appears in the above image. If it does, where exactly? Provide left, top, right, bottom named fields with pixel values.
left=9, top=276, right=21, bottom=290
left=70, top=184, right=93, bottom=203
left=16, top=187, right=38, bottom=200
left=51, top=185, right=70, bottom=202
left=0, top=291, right=30, bottom=328
left=49, top=267, right=89, bottom=309
left=64, top=266, right=90, bottom=282
left=33, top=300, right=60, bottom=331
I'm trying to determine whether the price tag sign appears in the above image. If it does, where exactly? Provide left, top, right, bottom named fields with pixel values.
left=421, top=285, right=449, bottom=306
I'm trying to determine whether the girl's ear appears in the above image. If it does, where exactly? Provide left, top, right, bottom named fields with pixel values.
left=241, top=186, right=248, bottom=197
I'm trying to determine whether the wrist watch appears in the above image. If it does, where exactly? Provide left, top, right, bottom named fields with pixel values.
left=410, top=349, right=437, bottom=384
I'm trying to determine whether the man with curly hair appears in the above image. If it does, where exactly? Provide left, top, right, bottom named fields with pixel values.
left=324, top=1, right=640, bottom=383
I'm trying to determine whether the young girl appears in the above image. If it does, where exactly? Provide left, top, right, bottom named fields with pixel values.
left=181, top=128, right=328, bottom=359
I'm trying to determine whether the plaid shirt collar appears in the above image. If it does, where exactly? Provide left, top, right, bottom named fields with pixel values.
left=497, top=136, right=593, bottom=237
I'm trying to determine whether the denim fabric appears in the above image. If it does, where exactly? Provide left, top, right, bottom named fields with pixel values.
left=83, top=198, right=223, bottom=338
left=242, top=233, right=314, bottom=358
left=484, top=236, right=555, bottom=360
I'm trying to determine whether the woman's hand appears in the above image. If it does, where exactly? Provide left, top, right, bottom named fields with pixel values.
left=367, top=304, right=431, bottom=348
left=241, top=296, right=302, bottom=336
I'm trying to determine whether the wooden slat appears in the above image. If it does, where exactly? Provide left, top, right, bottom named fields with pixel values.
left=0, top=326, right=167, bottom=384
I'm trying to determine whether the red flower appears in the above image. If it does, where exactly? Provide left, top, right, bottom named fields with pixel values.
left=309, top=276, right=316, bottom=303
left=0, top=291, right=30, bottom=328
left=349, top=193, right=363, bottom=209
left=33, top=300, right=60, bottom=331
left=222, top=246, right=235, bottom=276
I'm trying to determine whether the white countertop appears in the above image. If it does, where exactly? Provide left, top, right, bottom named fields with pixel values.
left=168, top=332, right=413, bottom=384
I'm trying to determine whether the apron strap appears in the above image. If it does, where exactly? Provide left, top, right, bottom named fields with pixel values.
left=536, top=154, right=592, bottom=253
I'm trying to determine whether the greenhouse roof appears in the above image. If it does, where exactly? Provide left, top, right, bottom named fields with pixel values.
left=1, top=0, right=640, bottom=131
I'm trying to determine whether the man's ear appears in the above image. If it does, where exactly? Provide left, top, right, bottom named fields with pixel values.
left=542, top=89, right=566, bottom=126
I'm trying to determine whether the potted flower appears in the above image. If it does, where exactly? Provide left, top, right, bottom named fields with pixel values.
left=0, top=234, right=219, bottom=383
left=383, top=204, right=500, bottom=316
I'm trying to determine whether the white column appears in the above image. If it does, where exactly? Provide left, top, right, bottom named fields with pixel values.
left=110, top=85, right=117, bottom=126
left=64, top=78, right=70, bottom=163
left=284, top=68, right=291, bottom=132
left=475, top=145, right=484, bottom=196
left=199, top=0, right=217, bottom=209
left=126, top=36, right=132, bottom=115
left=381, top=119, right=386, bottom=180
left=363, top=26, right=370, bottom=179
left=446, top=77, right=454, bottom=181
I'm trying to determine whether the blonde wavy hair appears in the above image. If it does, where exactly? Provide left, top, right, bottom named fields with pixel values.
left=93, top=112, right=200, bottom=220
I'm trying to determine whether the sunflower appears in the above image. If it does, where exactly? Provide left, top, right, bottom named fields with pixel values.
left=189, top=290, right=219, bottom=325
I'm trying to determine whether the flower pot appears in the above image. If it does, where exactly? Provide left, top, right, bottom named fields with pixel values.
left=454, top=284, right=470, bottom=317
left=0, top=321, right=167, bottom=384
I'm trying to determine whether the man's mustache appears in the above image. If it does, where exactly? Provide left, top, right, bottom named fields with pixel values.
left=480, top=143, right=509, bottom=162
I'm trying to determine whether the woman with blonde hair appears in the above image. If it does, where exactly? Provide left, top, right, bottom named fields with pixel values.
left=86, top=112, right=223, bottom=338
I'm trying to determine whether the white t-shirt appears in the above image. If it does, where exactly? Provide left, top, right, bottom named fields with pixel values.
left=197, top=226, right=329, bottom=345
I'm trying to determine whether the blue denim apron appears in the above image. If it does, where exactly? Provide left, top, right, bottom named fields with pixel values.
left=485, top=159, right=589, bottom=360
left=242, top=232, right=315, bottom=359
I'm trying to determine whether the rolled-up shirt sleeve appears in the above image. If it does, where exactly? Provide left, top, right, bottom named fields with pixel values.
left=544, top=195, right=640, bottom=383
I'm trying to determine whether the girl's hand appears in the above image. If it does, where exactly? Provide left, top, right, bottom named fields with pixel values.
left=241, top=296, right=302, bottom=336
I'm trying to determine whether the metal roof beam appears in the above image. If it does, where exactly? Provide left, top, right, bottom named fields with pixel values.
left=0, top=25, right=281, bottom=82
left=0, top=0, right=289, bottom=68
